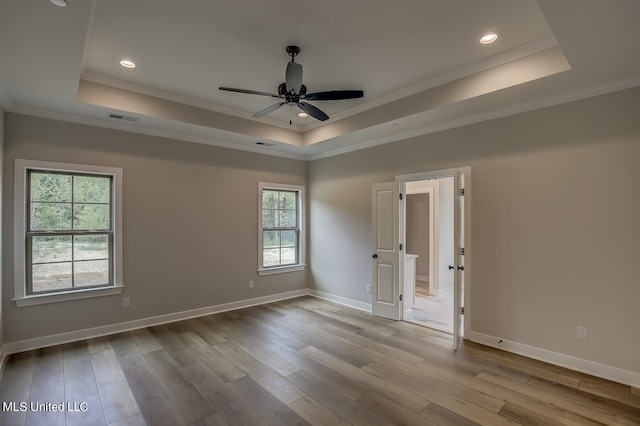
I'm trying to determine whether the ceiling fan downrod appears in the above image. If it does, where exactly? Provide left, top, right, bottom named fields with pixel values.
left=286, top=45, right=300, bottom=62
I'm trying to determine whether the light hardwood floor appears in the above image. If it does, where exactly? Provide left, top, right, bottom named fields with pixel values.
left=1, top=296, right=639, bottom=425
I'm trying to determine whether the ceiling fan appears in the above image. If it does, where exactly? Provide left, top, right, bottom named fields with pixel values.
left=219, top=45, right=363, bottom=123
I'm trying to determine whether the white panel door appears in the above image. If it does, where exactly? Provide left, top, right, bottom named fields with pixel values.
left=371, top=182, right=401, bottom=320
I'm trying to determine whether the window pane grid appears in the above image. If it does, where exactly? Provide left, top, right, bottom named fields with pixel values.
left=28, top=233, right=113, bottom=294
left=26, top=169, right=114, bottom=295
left=28, top=171, right=112, bottom=232
left=261, top=189, right=299, bottom=269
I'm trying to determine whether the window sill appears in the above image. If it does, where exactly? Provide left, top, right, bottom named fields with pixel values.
left=258, top=264, right=306, bottom=276
left=13, top=285, right=124, bottom=307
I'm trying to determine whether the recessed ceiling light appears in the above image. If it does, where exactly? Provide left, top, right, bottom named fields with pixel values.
left=119, top=59, right=136, bottom=69
left=50, top=0, right=67, bottom=7
left=480, top=32, right=499, bottom=44
left=297, top=112, right=309, bottom=118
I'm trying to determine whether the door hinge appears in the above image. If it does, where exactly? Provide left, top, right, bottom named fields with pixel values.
left=399, top=294, right=403, bottom=302
left=461, top=248, right=465, bottom=256
left=399, top=193, right=403, bottom=200
left=460, top=307, right=465, bottom=315
left=399, top=243, right=403, bottom=251
left=459, top=188, right=465, bottom=196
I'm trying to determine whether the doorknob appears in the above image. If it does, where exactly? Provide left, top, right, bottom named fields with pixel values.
left=448, top=265, right=454, bottom=270
left=449, top=265, right=464, bottom=271
left=372, top=254, right=378, bottom=259
left=457, top=265, right=464, bottom=271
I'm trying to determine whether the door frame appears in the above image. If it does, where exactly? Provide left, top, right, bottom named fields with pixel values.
left=396, top=167, right=471, bottom=345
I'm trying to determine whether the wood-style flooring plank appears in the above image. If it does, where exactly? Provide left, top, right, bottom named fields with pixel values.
left=300, top=346, right=431, bottom=413
left=62, top=341, right=99, bottom=401
left=64, top=392, right=106, bottom=426
left=356, top=391, right=439, bottom=426
left=321, top=323, right=424, bottom=364
left=181, top=362, right=268, bottom=426
left=227, top=376, right=310, bottom=425
left=577, top=377, right=640, bottom=409
left=288, top=395, right=353, bottom=426
left=225, top=332, right=300, bottom=377
left=108, top=333, right=147, bottom=372
left=26, top=346, right=65, bottom=426
left=420, top=403, right=481, bottom=426
left=478, top=370, right=638, bottom=425
left=498, top=402, right=565, bottom=426
left=464, top=342, right=583, bottom=388
left=180, top=333, right=246, bottom=383
left=360, top=362, right=514, bottom=425
left=213, top=341, right=305, bottom=404
left=263, top=339, right=369, bottom=400
left=358, top=346, right=600, bottom=426
left=273, top=315, right=371, bottom=368
left=123, top=364, right=185, bottom=425
left=183, top=318, right=227, bottom=345
left=90, top=347, right=141, bottom=424
left=0, top=351, right=35, bottom=426
left=287, top=370, right=394, bottom=426
left=527, top=376, right=640, bottom=422
left=142, top=349, right=216, bottom=423
left=128, top=327, right=163, bottom=354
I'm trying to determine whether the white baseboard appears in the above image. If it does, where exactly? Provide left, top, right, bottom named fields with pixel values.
left=467, top=331, right=640, bottom=388
left=308, top=289, right=372, bottom=312
left=0, top=289, right=309, bottom=357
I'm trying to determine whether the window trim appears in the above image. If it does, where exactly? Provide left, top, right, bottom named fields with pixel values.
left=258, top=182, right=305, bottom=276
left=13, top=159, right=124, bottom=306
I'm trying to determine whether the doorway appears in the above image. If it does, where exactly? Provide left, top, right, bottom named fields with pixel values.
left=371, top=167, right=469, bottom=349
left=402, top=177, right=455, bottom=333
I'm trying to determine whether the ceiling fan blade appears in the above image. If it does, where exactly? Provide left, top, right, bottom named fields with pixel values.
left=305, top=90, right=364, bottom=101
left=298, top=102, right=330, bottom=121
left=253, top=102, right=287, bottom=118
left=219, top=87, right=281, bottom=98
left=285, top=62, right=303, bottom=94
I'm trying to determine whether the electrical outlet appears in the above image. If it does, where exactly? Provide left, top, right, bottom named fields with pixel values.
left=249, top=280, right=254, bottom=289
left=122, top=298, right=130, bottom=308
left=577, top=326, right=588, bottom=340
left=366, top=285, right=372, bottom=293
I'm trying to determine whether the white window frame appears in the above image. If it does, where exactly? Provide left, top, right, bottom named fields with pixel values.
left=258, top=182, right=306, bottom=276
left=13, top=159, right=124, bottom=307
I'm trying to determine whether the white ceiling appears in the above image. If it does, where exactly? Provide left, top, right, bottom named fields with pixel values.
left=1, top=0, right=639, bottom=160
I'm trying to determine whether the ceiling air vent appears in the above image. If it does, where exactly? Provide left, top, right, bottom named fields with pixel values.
left=108, top=113, right=139, bottom=122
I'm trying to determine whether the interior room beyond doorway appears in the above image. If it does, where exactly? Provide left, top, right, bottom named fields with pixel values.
left=403, top=177, right=455, bottom=334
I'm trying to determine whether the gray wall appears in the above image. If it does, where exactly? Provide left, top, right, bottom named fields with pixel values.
left=308, top=87, right=640, bottom=374
left=2, top=113, right=307, bottom=343
left=406, top=193, right=429, bottom=278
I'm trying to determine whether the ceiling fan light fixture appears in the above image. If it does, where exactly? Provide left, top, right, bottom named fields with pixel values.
left=119, top=59, right=136, bottom=69
left=297, top=112, right=309, bottom=118
left=50, top=0, right=67, bottom=7
left=480, top=32, right=499, bottom=44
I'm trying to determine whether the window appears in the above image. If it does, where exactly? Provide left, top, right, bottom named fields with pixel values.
left=258, top=182, right=305, bottom=275
left=14, top=160, right=123, bottom=306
